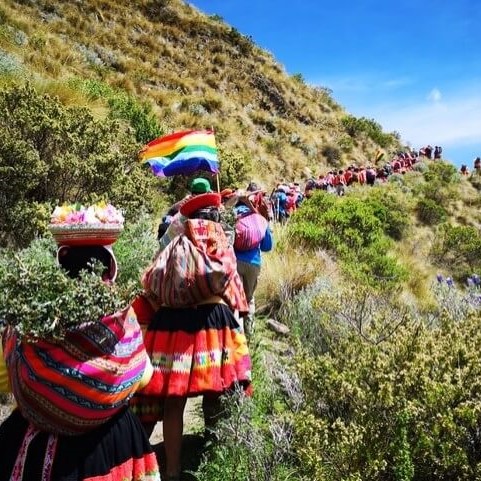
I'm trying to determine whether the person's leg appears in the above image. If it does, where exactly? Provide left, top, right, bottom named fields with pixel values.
left=163, top=396, right=187, bottom=479
left=236, top=261, right=260, bottom=340
left=202, top=393, right=224, bottom=436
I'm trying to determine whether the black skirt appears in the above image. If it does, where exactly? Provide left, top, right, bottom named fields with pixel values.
left=0, top=408, right=160, bottom=481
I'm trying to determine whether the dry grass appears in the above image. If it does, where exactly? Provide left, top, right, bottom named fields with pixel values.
left=0, top=0, right=398, bottom=188
left=256, top=224, right=339, bottom=315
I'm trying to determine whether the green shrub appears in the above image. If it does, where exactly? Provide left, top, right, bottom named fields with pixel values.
left=293, top=309, right=481, bottom=481
left=113, top=214, right=158, bottom=298
left=217, top=146, right=252, bottom=189
left=0, top=84, right=159, bottom=247
left=0, top=238, right=124, bottom=340
left=359, top=186, right=411, bottom=240
left=321, top=143, right=342, bottom=166
left=431, top=224, right=481, bottom=277
left=288, top=191, right=407, bottom=288
left=416, top=198, right=447, bottom=225
left=424, top=161, right=458, bottom=185
left=341, top=115, right=397, bottom=149
left=68, top=78, right=164, bottom=144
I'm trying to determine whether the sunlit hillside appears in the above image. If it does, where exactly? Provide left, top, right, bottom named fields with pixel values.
left=0, top=0, right=401, bottom=186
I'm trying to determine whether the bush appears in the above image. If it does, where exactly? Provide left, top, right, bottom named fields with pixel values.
left=431, top=224, right=481, bottom=278
left=113, top=214, right=159, bottom=298
left=293, top=293, right=481, bottom=481
left=321, top=143, right=342, bottom=166
left=217, top=146, right=252, bottom=189
left=359, top=186, right=411, bottom=241
left=288, top=191, right=407, bottom=289
left=416, top=198, right=447, bottom=225
left=424, top=161, right=458, bottom=185
left=0, top=238, right=124, bottom=340
left=0, top=84, right=159, bottom=247
left=341, top=114, right=397, bottom=149
left=68, top=78, right=164, bottom=143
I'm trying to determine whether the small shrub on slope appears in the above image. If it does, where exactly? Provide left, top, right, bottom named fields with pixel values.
left=288, top=191, right=407, bottom=289
left=286, top=276, right=481, bottom=480
left=0, top=238, right=123, bottom=340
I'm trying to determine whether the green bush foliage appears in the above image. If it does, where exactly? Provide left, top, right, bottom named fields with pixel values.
left=218, top=146, right=253, bottom=189
left=293, top=309, right=481, bottom=481
left=288, top=191, right=407, bottom=288
left=280, top=277, right=481, bottom=481
left=321, top=143, right=342, bottom=166
left=416, top=198, right=447, bottom=225
left=419, top=161, right=460, bottom=207
left=0, top=238, right=123, bottom=340
left=431, top=224, right=481, bottom=278
left=341, top=114, right=396, bottom=149
left=113, top=213, right=159, bottom=298
left=68, top=78, right=164, bottom=143
left=0, top=83, right=159, bottom=247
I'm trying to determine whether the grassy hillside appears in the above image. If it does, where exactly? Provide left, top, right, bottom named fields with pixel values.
left=0, top=0, right=401, bottom=186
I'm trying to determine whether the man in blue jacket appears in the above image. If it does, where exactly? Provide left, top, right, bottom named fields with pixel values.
left=233, top=200, right=273, bottom=340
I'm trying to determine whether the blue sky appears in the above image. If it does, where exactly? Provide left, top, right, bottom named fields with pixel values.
left=189, top=0, right=481, bottom=168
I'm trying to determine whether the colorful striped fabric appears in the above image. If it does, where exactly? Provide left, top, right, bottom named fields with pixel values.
left=4, top=307, right=149, bottom=435
left=139, top=129, right=219, bottom=177
left=139, top=304, right=252, bottom=399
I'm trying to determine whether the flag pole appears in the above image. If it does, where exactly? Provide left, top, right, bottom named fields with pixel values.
left=210, top=126, right=220, bottom=193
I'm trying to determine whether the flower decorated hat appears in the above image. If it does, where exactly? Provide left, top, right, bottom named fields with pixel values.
left=49, top=201, right=124, bottom=246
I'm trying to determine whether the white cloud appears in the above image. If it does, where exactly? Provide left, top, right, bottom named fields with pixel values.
left=427, top=88, right=442, bottom=103
left=373, top=93, right=481, bottom=148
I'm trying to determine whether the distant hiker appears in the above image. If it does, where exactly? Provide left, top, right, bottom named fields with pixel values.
left=392, top=157, right=402, bottom=173
left=343, top=167, right=354, bottom=186
left=434, top=146, right=442, bottom=160
left=474, top=157, right=481, bottom=172
left=271, top=184, right=288, bottom=222
left=304, top=178, right=318, bottom=198
left=425, top=145, right=433, bottom=159
left=366, top=166, right=377, bottom=186
left=460, top=164, right=470, bottom=176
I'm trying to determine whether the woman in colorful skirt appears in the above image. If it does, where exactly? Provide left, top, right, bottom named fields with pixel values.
left=133, top=192, right=252, bottom=481
left=0, top=239, right=160, bottom=481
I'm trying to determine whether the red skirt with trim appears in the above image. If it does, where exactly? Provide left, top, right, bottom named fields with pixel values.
left=131, top=304, right=252, bottom=424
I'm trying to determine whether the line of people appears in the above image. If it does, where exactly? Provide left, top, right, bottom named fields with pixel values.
left=0, top=178, right=274, bottom=481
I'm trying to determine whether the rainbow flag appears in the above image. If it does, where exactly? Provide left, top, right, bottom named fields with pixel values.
left=139, top=129, right=219, bottom=177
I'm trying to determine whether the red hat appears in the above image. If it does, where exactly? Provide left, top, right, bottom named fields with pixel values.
left=180, top=193, right=221, bottom=218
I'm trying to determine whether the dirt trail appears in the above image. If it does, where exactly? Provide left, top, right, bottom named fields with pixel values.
left=150, top=396, right=203, bottom=444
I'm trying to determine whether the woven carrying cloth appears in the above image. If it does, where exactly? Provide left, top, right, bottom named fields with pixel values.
left=143, top=219, right=248, bottom=313
left=4, top=306, right=149, bottom=436
left=234, top=212, right=268, bottom=251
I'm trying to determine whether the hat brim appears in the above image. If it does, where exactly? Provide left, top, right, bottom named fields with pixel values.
left=179, top=193, right=221, bottom=218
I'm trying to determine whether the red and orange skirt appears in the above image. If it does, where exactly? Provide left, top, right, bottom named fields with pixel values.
left=131, top=303, right=252, bottom=424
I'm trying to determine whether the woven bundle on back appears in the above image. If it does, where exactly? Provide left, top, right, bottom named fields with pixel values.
left=3, top=306, right=147, bottom=436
